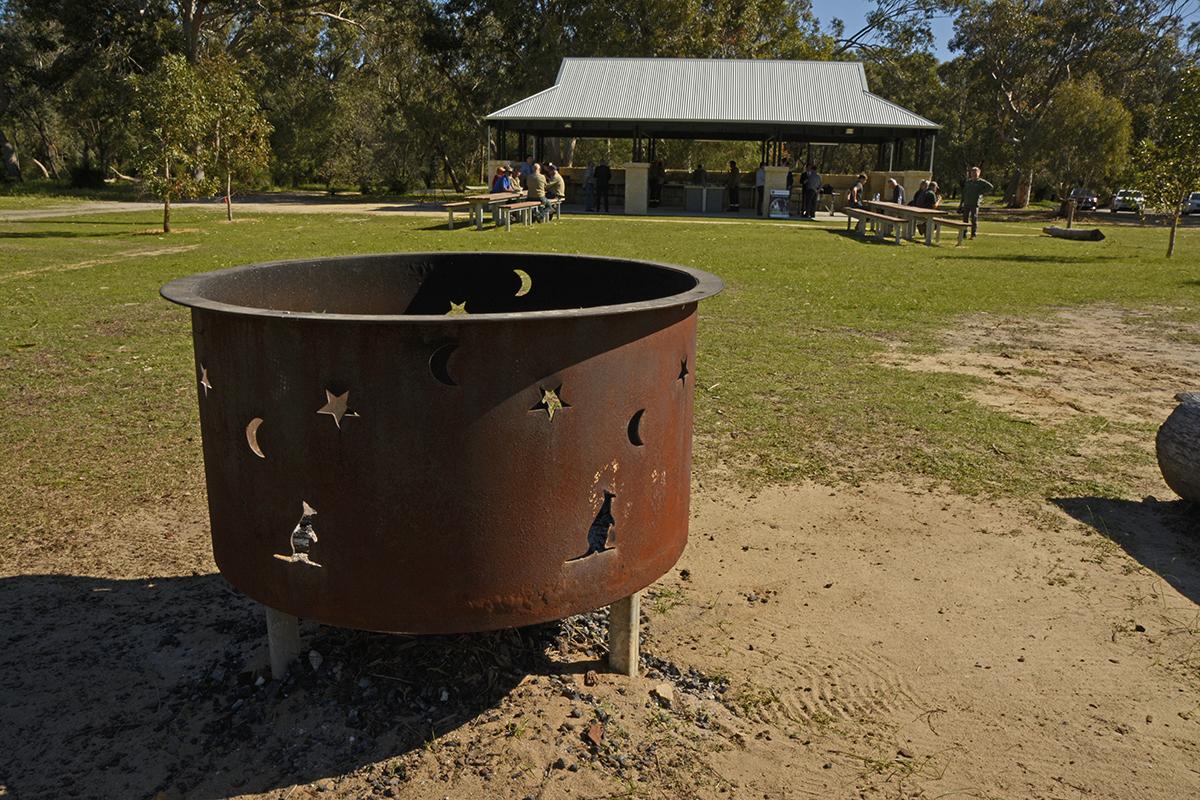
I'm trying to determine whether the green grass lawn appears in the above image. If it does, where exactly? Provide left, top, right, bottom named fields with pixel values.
left=1, top=206, right=1196, bottom=545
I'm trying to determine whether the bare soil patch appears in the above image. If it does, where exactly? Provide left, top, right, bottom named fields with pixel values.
left=881, top=305, right=1200, bottom=490
left=0, top=244, right=200, bottom=283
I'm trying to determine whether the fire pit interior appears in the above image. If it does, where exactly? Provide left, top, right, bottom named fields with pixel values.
left=162, top=252, right=723, bottom=676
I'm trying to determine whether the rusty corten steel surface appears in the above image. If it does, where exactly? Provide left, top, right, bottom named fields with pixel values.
left=162, top=252, right=723, bottom=633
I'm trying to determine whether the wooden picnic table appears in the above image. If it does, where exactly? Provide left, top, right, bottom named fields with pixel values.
left=866, top=200, right=947, bottom=245
left=464, top=191, right=525, bottom=230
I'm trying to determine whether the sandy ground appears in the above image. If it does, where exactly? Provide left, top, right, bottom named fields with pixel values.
left=2, top=306, right=1199, bottom=800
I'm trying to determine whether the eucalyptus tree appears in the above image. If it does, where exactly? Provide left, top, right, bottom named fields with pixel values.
left=1032, top=76, right=1132, bottom=202
left=202, top=55, right=272, bottom=218
left=1136, top=67, right=1200, bottom=257
left=951, top=0, right=1196, bottom=207
left=128, top=54, right=217, bottom=232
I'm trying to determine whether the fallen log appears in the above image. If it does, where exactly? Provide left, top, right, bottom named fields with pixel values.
left=1157, top=392, right=1200, bottom=503
left=1043, top=225, right=1104, bottom=241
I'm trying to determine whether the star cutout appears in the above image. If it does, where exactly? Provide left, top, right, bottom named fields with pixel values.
left=317, top=389, right=359, bottom=429
left=531, top=385, right=570, bottom=421
left=678, top=357, right=689, bottom=383
left=446, top=301, right=469, bottom=316
left=199, top=365, right=212, bottom=396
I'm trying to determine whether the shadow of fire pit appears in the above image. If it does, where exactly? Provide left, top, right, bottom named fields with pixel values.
left=0, top=572, right=583, bottom=799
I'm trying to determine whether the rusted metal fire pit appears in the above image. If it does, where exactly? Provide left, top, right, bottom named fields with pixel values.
left=162, top=252, right=722, bottom=676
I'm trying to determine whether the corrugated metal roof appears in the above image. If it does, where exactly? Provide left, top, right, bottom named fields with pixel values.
left=487, top=58, right=939, bottom=130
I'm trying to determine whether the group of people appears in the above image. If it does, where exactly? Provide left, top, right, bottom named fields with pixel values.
left=489, top=156, right=993, bottom=237
left=843, top=166, right=993, bottom=238
left=699, top=160, right=822, bottom=218
left=490, top=156, right=568, bottom=222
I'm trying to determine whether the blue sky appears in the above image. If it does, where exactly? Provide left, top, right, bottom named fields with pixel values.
left=809, top=0, right=959, bottom=60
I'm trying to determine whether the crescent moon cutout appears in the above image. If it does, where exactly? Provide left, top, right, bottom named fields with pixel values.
left=429, top=342, right=458, bottom=386
left=514, top=269, right=532, bottom=297
left=246, top=417, right=266, bottom=458
left=627, top=409, right=645, bottom=446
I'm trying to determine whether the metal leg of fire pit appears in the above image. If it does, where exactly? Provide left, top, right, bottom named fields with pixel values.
left=264, top=605, right=302, bottom=680
left=608, top=592, right=641, bottom=677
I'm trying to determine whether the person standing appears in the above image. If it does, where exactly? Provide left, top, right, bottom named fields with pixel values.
left=847, top=173, right=867, bottom=208
left=726, top=160, right=741, bottom=211
left=649, top=160, right=665, bottom=208
left=802, top=163, right=821, bottom=219
left=887, top=177, right=905, bottom=204
left=593, top=160, right=612, bottom=212
left=754, top=161, right=766, bottom=216
left=583, top=162, right=596, bottom=212
left=519, top=155, right=535, bottom=179
left=960, top=166, right=993, bottom=239
left=692, top=163, right=707, bottom=185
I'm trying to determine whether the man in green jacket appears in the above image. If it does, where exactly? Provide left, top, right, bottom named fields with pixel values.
left=960, top=166, right=994, bottom=239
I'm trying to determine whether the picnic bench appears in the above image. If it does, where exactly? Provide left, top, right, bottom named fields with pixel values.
left=843, top=207, right=905, bottom=244
left=866, top=200, right=952, bottom=246
left=499, top=200, right=543, bottom=230
left=932, top=217, right=970, bottom=246
left=444, top=201, right=471, bottom=231
left=497, top=197, right=566, bottom=231
left=459, top=191, right=525, bottom=230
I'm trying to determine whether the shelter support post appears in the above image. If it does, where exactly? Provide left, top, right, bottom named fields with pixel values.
left=762, top=164, right=790, bottom=216
left=624, top=161, right=650, bottom=215
left=608, top=592, right=641, bottom=676
left=928, top=133, right=936, bottom=175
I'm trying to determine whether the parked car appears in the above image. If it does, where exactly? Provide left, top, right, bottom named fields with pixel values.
left=1110, top=189, right=1145, bottom=214
left=1184, top=191, right=1200, bottom=215
left=1068, top=187, right=1098, bottom=210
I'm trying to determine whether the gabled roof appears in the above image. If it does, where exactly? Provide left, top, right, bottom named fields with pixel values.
left=487, top=58, right=939, bottom=131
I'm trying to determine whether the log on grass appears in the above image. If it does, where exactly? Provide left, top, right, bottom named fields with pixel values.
left=1043, top=225, right=1105, bottom=241
left=1157, top=392, right=1200, bottom=503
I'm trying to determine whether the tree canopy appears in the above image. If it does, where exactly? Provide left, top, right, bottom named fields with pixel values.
left=1, top=0, right=1196, bottom=205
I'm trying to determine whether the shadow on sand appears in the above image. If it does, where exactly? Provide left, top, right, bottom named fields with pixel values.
left=1052, top=496, right=1200, bottom=603
left=0, top=573, right=567, bottom=799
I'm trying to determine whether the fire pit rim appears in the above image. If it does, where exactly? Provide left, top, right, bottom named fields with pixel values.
left=160, top=251, right=724, bottom=323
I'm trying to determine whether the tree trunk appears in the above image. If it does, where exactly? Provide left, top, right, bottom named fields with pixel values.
left=1009, top=168, right=1033, bottom=208
left=1043, top=225, right=1104, bottom=241
left=1167, top=211, right=1179, bottom=258
left=31, top=158, right=51, bottom=179
left=31, top=114, right=61, bottom=178
left=439, top=148, right=463, bottom=192
left=163, top=154, right=172, bottom=233
left=225, top=171, right=233, bottom=221
left=0, top=130, right=21, bottom=181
